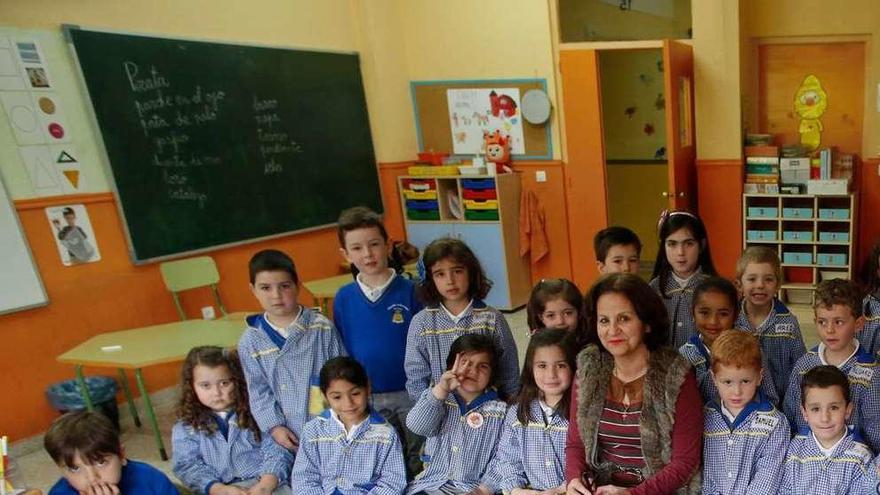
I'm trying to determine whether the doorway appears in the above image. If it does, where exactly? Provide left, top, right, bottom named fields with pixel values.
left=599, top=49, right=669, bottom=264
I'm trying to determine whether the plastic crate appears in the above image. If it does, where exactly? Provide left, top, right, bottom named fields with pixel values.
left=747, top=207, right=779, bottom=218
left=782, top=252, right=813, bottom=265
left=461, top=178, right=496, bottom=190
left=403, top=190, right=438, bottom=200
left=747, top=230, right=776, bottom=241
left=818, top=208, right=850, bottom=220
left=461, top=188, right=497, bottom=200
left=464, top=209, right=499, bottom=221
left=816, top=253, right=847, bottom=266
left=406, top=209, right=440, bottom=221
left=782, top=207, right=813, bottom=219
left=463, top=199, right=499, bottom=210
left=405, top=199, right=439, bottom=210
left=818, top=232, right=850, bottom=242
left=402, top=178, right=436, bottom=191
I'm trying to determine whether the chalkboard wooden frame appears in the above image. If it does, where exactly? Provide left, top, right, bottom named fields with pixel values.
left=65, top=25, right=383, bottom=263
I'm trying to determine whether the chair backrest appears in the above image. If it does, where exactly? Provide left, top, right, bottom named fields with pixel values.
left=159, top=256, right=226, bottom=319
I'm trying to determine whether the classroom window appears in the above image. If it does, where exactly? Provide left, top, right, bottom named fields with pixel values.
left=558, top=0, right=692, bottom=43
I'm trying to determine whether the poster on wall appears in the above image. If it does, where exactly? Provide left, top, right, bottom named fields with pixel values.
left=45, top=204, right=101, bottom=266
left=446, top=87, right=525, bottom=155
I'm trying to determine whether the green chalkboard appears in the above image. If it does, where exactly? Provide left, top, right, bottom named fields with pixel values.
left=66, top=26, right=382, bottom=262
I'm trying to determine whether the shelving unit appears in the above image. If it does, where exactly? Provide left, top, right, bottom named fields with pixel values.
left=742, top=193, right=857, bottom=304
left=399, top=173, right=530, bottom=310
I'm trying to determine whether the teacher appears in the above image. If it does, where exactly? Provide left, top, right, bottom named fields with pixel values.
left=565, top=273, right=702, bottom=494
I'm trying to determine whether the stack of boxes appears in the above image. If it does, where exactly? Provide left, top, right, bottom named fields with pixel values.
left=461, top=178, right=499, bottom=221
left=744, top=143, right=780, bottom=194
left=402, top=178, right=440, bottom=220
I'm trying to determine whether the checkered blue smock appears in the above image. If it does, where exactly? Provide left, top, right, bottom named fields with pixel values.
left=702, top=397, right=789, bottom=495
left=171, top=414, right=293, bottom=493
left=735, top=298, right=806, bottom=402
left=780, top=427, right=872, bottom=495
left=783, top=344, right=880, bottom=452
left=405, top=388, right=506, bottom=494
left=649, top=272, right=708, bottom=349
left=483, top=400, right=567, bottom=494
left=289, top=409, right=406, bottom=494
left=678, top=335, right=779, bottom=407
left=859, top=293, right=880, bottom=358
left=238, top=310, right=347, bottom=438
left=404, top=300, right=519, bottom=401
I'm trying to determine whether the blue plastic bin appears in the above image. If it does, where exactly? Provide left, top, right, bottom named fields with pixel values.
left=46, top=376, right=119, bottom=428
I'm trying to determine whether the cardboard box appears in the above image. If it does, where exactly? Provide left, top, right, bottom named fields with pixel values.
left=807, top=179, right=850, bottom=195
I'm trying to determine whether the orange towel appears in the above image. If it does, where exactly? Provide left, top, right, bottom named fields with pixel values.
left=519, top=188, right=549, bottom=263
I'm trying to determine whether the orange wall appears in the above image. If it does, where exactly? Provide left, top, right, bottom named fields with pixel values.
left=0, top=192, right=353, bottom=441
left=697, top=159, right=743, bottom=279
left=859, top=158, right=880, bottom=269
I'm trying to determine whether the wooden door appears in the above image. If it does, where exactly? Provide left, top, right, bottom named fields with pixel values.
left=559, top=49, right=609, bottom=290
left=663, top=40, right=696, bottom=210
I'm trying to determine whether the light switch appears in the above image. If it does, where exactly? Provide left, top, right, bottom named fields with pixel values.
left=535, top=170, right=547, bottom=182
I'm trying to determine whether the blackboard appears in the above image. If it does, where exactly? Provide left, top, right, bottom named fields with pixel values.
left=66, top=26, right=382, bottom=262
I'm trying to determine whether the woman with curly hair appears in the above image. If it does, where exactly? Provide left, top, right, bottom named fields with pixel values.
left=171, top=346, right=293, bottom=494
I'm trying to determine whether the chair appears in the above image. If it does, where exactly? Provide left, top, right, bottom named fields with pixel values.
left=159, top=256, right=249, bottom=322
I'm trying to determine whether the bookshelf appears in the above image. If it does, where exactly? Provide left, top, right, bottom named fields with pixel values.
left=742, top=193, right=857, bottom=304
left=398, top=173, right=531, bottom=310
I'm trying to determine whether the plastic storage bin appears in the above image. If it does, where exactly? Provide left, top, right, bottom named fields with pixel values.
left=747, top=230, right=776, bottom=241
left=782, top=207, right=813, bottom=219
left=782, top=252, right=813, bottom=265
left=461, top=178, right=496, bottom=190
left=818, top=208, right=850, bottom=220
left=818, top=232, right=850, bottom=242
left=747, top=207, right=779, bottom=218
left=816, top=253, right=847, bottom=266
left=783, top=231, right=813, bottom=242
left=46, top=376, right=119, bottom=429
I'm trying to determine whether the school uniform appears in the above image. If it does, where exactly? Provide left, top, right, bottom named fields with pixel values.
left=735, top=298, right=807, bottom=402
left=678, top=335, right=779, bottom=406
left=649, top=271, right=708, bottom=349
left=289, top=409, right=406, bottom=495
left=484, top=400, right=568, bottom=494
left=48, top=460, right=179, bottom=495
left=171, top=412, right=293, bottom=494
left=404, top=300, right=519, bottom=401
left=865, top=452, right=880, bottom=495
left=780, top=426, right=872, bottom=495
left=238, top=308, right=347, bottom=439
left=783, top=343, right=880, bottom=452
left=702, top=395, right=789, bottom=495
left=859, top=292, right=880, bottom=358
left=405, top=388, right=507, bottom=494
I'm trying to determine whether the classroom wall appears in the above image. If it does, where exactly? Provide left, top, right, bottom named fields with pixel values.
left=558, top=0, right=691, bottom=43
left=0, top=0, right=375, bottom=441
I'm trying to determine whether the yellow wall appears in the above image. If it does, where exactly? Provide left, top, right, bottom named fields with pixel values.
left=558, top=0, right=691, bottom=43
left=397, top=0, right=562, bottom=159
left=692, top=0, right=742, bottom=160
left=740, top=0, right=880, bottom=157
left=599, top=49, right=667, bottom=160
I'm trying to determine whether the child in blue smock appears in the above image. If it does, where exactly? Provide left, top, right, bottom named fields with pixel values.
left=171, top=346, right=293, bottom=494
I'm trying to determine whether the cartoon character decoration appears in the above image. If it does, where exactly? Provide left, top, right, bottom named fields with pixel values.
left=483, top=130, right=513, bottom=174
left=794, top=75, right=828, bottom=152
left=489, top=91, right=518, bottom=118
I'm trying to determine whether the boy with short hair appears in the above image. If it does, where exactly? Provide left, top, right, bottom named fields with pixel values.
left=702, top=330, right=790, bottom=494
left=783, top=278, right=880, bottom=452
left=333, top=206, right=423, bottom=477
left=238, top=249, right=346, bottom=452
left=780, top=366, right=873, bottom=494
left=45, top=410, right=179, bottom=494
left=593, top=226, right=641, bottom=274
left=734, top=246, right=807, bottom=402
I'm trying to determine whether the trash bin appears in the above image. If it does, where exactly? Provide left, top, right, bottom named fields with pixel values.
left=45, top=376, right=120, bottom=430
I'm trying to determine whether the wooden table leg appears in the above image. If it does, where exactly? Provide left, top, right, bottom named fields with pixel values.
left=74, top=365, right=94, bottom=410
left=133, top=368, right=167, bottom=461
left=117, top=369, right=141, bottom=428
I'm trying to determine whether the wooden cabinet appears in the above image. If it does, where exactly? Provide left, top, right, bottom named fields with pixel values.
left=742, top=193, right=857, bottom=304
left=399, top=173, right=530, bottom=310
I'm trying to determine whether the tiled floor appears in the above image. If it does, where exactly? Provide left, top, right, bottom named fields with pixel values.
left=13, top=304, right=817, bottom=492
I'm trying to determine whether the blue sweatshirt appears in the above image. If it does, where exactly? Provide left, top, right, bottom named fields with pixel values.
left=334, top=275, right=422, bottom=393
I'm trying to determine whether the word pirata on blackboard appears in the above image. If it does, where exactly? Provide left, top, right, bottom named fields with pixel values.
left=67, top=26, right=382, bottom=262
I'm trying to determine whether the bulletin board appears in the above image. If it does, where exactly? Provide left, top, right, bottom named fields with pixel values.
left=410, top=79, right=552, bottom=160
